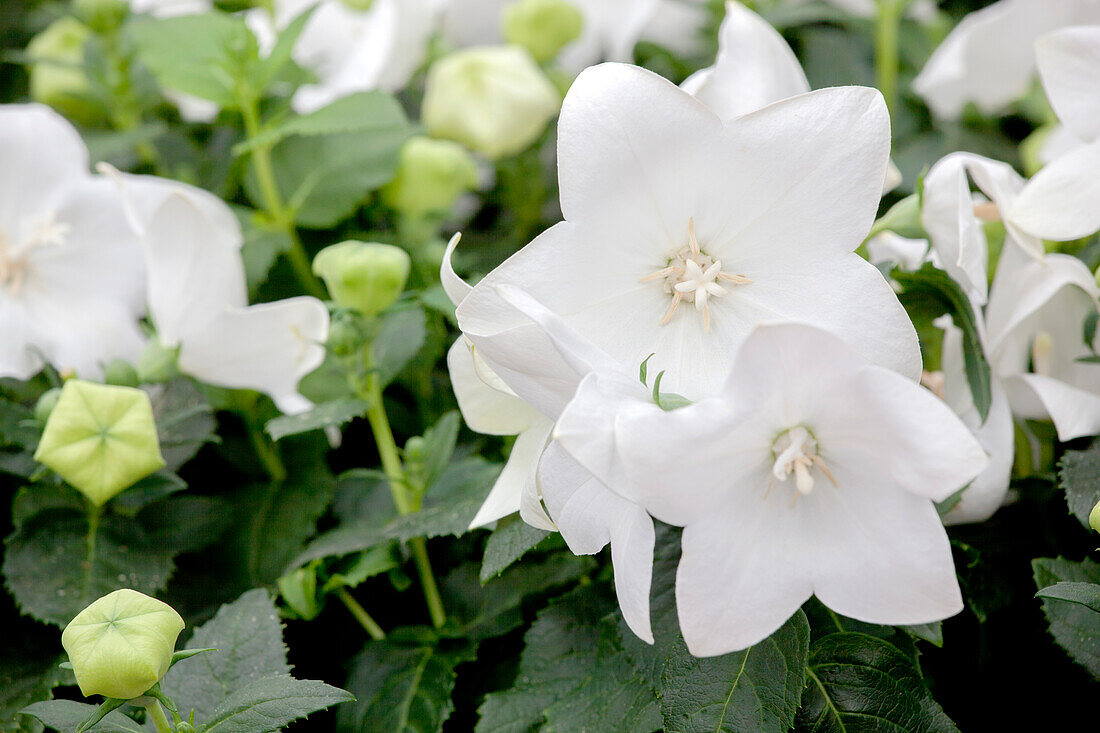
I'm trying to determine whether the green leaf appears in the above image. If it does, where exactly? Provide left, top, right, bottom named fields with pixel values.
left=618, top=525, right=809, bottom=733
left=480, top=514, right=551, bottom=581
left=322, top=542, right=402, bottom=593
left=1032, top=557, right=1100, bottom=676
left=139, top=495, right=233, bottom=554
left=373, top=307, right=428, bottom=388
left=149, top=380, right=216, bottom=472
left=253, top=6, right=315, bottom=92
left=203, top=676, right=353, bottom=733
left=3, top=511, right=175, bottom=627
left=265, top=398, right=370, bottom=441
left=239, top=215, right=293, bottom=293
left=130, top=12, right=259, bottom=107
left=796, top=632, right=959, bottom=732
left=337, top=643, right=471, bottom=733
left=1, top=625, right=67, bottom=733
left=1036, top=581, right=1100, bottom=613
left=418, top=411, right=461, bottom=492
left=893, top=263, right=993, bottom=422
left=161, top=590, right=291, bottom=723
left=1059, top=438, right=1100, bottom=528
left=19, top=701, right=144, bottom=733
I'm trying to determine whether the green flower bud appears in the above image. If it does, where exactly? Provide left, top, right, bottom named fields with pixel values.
left=503, top=0, right=583, bottom=63
left=136, top=340, right=179, bottom=384
left=278, top=566, right=321, bottom=620
left=73, top=0, right=128, bottom=35
left=381, top=137, right=479, bottom=218
left=62, top=589, right=184, bottom=700
left=35, top=388, right=63, bottom=424
left=103, top=359, right=140, bottom=388
left=34, top=380, right=166, bottom=507
left=423, top=46, right=561, bottom=160
left=26, top=17, right=103, bottom=126
left=312, top=241, right=411, bottom=318
left=1091, top=499, right=1100, bottom=534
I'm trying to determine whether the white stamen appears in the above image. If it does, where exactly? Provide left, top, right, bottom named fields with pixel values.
left=770, top=426, right=835, bottom=499
left=1032, top=331, right=1053, bottom=376
left=0, top=215, right=70, bottom=299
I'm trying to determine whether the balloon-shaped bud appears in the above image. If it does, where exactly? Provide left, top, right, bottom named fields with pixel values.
left=35, top=388, right=62, bottom=424
left=1090, top=499, right=1100, bottom=534
left=312, top=242, right=411, bottom=318
left=103, top=359, right=140, bottom=388
left=62, top=589, right=185, bottom=700
left=503, top=0, right=583, bottom=63
left=26, top=17, right=103, bottom=125
left=382, top=137, right=479, bottom=218
left=422, top=46, right=561, bottom=160
left=34, top=380, right=166, bottom=506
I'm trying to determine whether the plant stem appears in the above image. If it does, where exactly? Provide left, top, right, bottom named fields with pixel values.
left=336, top=588, right=386, bottom=640
left=359, top=353, right=447, bottom=628
left=82, top=503, right=102, bottom=600
left=145, top=701, right=173, bottom=733
left=239, top=98, right=326, bottom=299
left=875, top=0, right=904, bottom=119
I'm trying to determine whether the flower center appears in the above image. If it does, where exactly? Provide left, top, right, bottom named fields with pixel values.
left=639, top=218, right=751, bottom=333
left=1031, top=331, right=1053, bottom=376
left=0, top=215, right=70, bottom=299
left=769, top=426, right=836, bottom=499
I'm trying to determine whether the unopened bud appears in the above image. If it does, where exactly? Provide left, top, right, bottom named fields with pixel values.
left=278, top=566, right=321, bottom=620
left=35, top=388, right=62, bottom=424
left=26, top=17, right=103, bottom=125
left=503, top=0, right=583, bottom=63
left=1091, top=499, right=1100, bottom=534
left=103, top=359, right=140, bottom=388
left=62, top=589, right=184, bottom=700
left=34, top=380, right=166, bottom=506
left=422, top=46, right=561, bottom=160
left=312, top=241, right=411, bottom=318
left=136, top=340, right=179, bottom=384
left=381, top=137, right=479, bottom=218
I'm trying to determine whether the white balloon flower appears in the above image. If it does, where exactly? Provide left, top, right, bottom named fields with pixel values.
left=0, top=104, right=146, bottom=380
left=552, top=321, right=986, bottom=656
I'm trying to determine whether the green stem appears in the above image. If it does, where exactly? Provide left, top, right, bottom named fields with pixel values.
left=83, top=503, right=102, bottom=600
left=239, top=98, right=326, bottom=299
left=248, top=424, right=287, bottom=483
left=875, top=0, right=904, bottom=120
left=336, top=588, right=386, bottom=640
left=358, top=352, right=446, bottom=628
left=145, top=701, right=173, bottom=733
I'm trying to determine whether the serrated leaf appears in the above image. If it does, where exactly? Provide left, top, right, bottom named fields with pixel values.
left=796, top=632, right=959, bottom=732
left=322, top=542, right=401, bottom=593
left=204, top=675, right=353, bottom=733
left=161, top=590, right=291, bottom=723
left=337, top=643, right=469, bottom=733
left=265, top=398, right=370, bottom=441
left=373, top=307, right=428, bottom=388
left=1036, top=581, right=1100, bottom=613
left=148, top=380, right=216, bottom=472
left=1, top=625, right=68, bottom=733
left=419, top=412, right=461, bottom=493
left=18, top=701, right=143, bottom=733
left=110, top=470, right=187, bottom=516
left=1032, top=557, right=1100, bottom=676
left=130, top=12, right=259, bottom=107
left=234, top=92, right=411, bottom=154
left=893, top=263, right=992, bottom=421
left=139, top=495, right=232, bottom=554
left=480, top=515, right=550, bottom=581
left=3, top=511, right=175, bottom=627
left=1059, top=439, right=1100, bottom=528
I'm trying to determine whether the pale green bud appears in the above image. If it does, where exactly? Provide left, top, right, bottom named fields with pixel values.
left=312, top=241, right=411, bottom=318
left=73, top=0, right=128, bottom=34
left=136, top=340, right=179, bottom=384
left=1091, top=499, right=1100, bottom=534
left=62, top=589, right=185, bottom=700
left=34, top=380, right=166, bottom=507
left=422, top=46, right=561, bottom=160
left=26, top=17, right=102, bottom=125
left=103, top=359, right=140, bottom=388
left=503, top=0, right=583, bottom=63
left=35, top=388, right=62, bottom=424
left=381, top=137, right=479, bottom=218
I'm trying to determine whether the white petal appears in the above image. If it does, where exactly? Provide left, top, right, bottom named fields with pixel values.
left=681, top=1, right=809, bottom=120
left=1035, top=26, right=1100, bottom=144
left=1004, top=373, right=1100, bottom=442
left=920, top=153, right=990, bottom=303
left=1009, top=137, right=1100, bottom=241
left=142, top=193, right=249, bottom=344
left=178, top=297, right=329, bottom=407
left=865, top=232, right=929, bottom=272
left=0, top=104, right=89, bottom=225
left=440, top=233, right=471, bottom=307
left=469, top=419, right=552, bottom=528
left=447, top=338, right=540, bottom=436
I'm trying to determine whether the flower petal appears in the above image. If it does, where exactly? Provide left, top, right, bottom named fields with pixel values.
left=1035, top=26, right=1100, bottom=144
left=469, top=418, right=553, bottom=528
left=447, top=338, right=541, bottom=436
left=1009, top=137, right=1100, bottom=241
left=1004, top=373, right=1100, bottom=442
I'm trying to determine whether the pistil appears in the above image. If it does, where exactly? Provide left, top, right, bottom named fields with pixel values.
left=770, top=426, right=836, bottom=501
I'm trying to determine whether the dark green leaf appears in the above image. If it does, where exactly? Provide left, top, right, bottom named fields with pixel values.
left=140, top=496, right=232, bottom=554
left=149, top=380, right=216, bottom=472
left=204, top=676, right=353, bottom=733
left=480, top=515, right=550, bottom=581
left=796, top=632, right=958, bottom=732
left=161, top=590, right=291, bottom=723
left=234, top=91, right=411, bottom=154
left=254, top=6, right=315, bottom=91
left=110, top=470, right=187, bottom=516
left=337, top=643, right=471, bottom=733
left=419, top=411, right=461, bottom=493
left=373, top=307, right=428, bottom=388
left=1032, top=557, right=1100, bottom=676
left=322, top=542, right=402, bottom=593
left=1059, top=439, right=1100, bottom=528
left=893, top=263, right=992, bottom=422
left=19, top=701, right=143, bottom=733
left=264, top=398, right=370, bottom=441
left=1, top=625, right=67, bottom=733
left=1036, top=581, right=1100, bottom=613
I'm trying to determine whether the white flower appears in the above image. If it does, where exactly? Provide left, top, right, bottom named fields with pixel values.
left=0, top=104, right=146, bottom=380
left=912, top=0, right=1100, bottom=119
left=1010, top=26, right=1100, bottom=241
left=249, top=0, right=439, bottom=113
left=127, top=0, right=212, bottom=17
left=553, top=322, right=986, bottom=656
left=456, top=63, right=920, bottom=408
left=118, top=183, right=329, bottom=414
